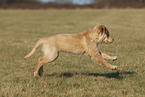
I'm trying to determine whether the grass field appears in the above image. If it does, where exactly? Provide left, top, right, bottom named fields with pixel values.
left=0, top=9, right=145, bottom=97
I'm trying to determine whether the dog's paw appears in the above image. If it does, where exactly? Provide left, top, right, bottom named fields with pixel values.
left=112, top=56, right=118, bottom=61
left=112, top=65, right=117, bottom=70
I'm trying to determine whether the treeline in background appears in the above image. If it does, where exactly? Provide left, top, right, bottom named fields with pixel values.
left=0, top=0, right=145, bottom=9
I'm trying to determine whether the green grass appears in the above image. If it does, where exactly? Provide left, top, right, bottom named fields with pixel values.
left=0, top=9, right=145, bottom=97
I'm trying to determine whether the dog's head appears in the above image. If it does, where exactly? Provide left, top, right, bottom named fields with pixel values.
left=93, top=25, right=114, bottom=44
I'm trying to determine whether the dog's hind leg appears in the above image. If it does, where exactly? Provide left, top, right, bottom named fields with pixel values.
left=34, top=45, right=58, bottom=77
left=34, top=57, right=49, bottom=76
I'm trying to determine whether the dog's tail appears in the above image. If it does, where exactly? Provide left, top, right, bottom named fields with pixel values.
left=24, top=38, right=44, bottom=59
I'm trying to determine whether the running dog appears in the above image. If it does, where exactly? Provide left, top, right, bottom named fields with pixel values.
left=24, top=25, right=118, bottom=76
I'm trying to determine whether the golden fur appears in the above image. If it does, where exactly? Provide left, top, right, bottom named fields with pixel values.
left=24, top=25, right=118, bottom=76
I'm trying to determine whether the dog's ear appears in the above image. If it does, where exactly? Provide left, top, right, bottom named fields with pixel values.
left=98, top=25, right=106, bottom=35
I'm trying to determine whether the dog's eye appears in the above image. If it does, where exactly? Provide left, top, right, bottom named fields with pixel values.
left=101, top=28, right=104, bottom=32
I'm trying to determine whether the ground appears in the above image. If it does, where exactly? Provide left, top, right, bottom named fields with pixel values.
left=0, top=9, right=145, bottom=97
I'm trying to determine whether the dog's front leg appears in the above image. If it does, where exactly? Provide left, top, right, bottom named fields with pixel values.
left=99, top=52, right=118, bottom=61
left=90, top=51, right=117, bottom=69
left=87, top=43, right=117, bottom=69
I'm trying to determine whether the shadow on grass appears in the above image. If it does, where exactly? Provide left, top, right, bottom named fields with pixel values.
left=46, top=71, right=136, bottom=79
left=83, top=71, right=136, bottom=79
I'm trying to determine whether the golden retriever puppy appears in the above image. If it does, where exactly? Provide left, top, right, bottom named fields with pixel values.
left=24, top=25, right=118, bottom=76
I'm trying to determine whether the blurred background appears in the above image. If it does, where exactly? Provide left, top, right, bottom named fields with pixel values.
left=0, top=0, right=145, bottom=9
